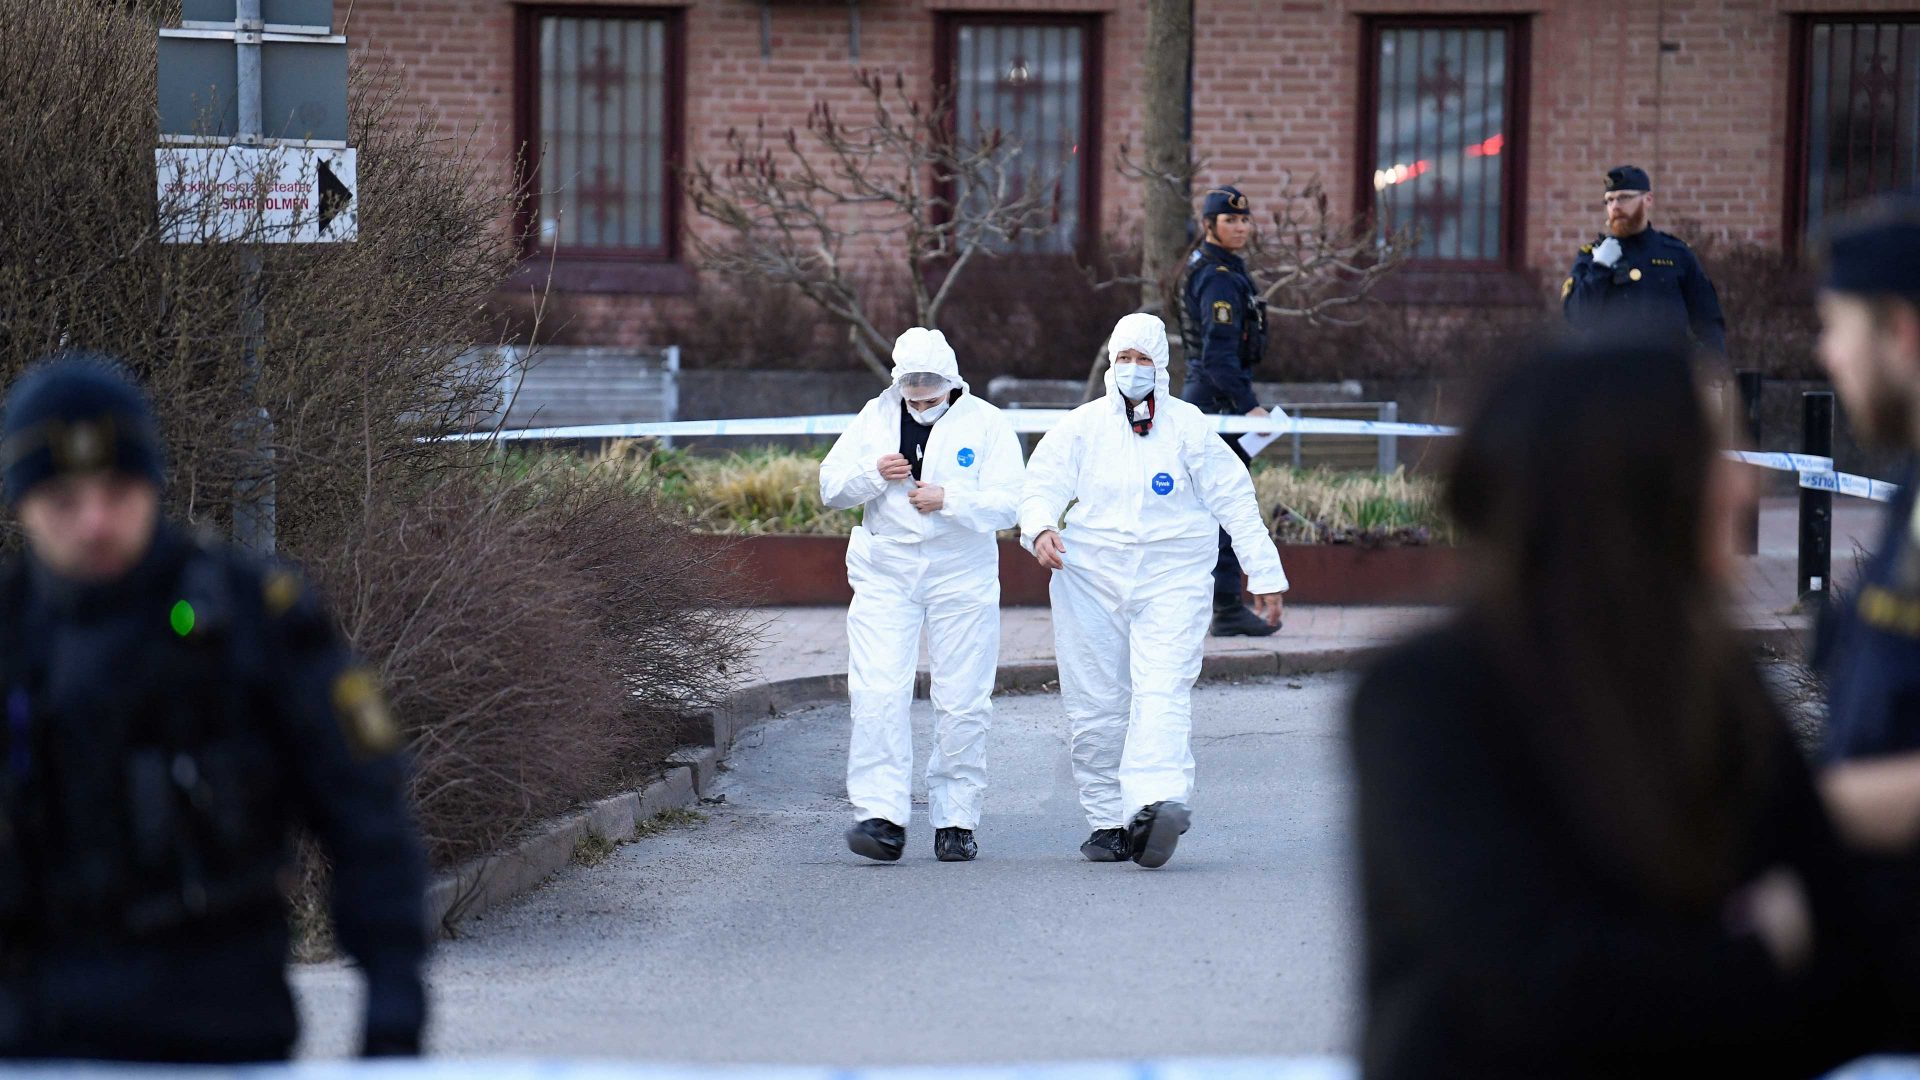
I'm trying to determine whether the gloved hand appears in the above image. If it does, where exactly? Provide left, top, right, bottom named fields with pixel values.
left=1592, top=236, right=1623, bottom=268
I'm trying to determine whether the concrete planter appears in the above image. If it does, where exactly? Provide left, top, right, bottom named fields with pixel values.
left=714, top=534, right=1463, bottom=607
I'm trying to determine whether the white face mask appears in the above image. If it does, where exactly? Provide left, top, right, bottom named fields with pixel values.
left=907, top=397, right=951, bottom=426
left=1113, top=361, right=1157, bottom=399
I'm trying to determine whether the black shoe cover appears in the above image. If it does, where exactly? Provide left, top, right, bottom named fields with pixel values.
left=846, top=818, right=906, bottom=862
left=934, top=827, right=978, bottom=862
left=1079, top=827, right=1131, bottom=862
left=1127, top=801, right=1192, bottom=869
left=1210, top=603, right=1278, bottom=637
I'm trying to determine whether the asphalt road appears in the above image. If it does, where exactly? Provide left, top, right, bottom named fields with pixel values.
left=292, top=674, right=1360, bottom=1065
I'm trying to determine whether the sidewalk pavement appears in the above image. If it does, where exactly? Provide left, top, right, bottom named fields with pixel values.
left=740, top=498, right=1886, bottom=686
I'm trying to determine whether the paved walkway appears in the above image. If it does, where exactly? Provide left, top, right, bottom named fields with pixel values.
left=742, top=499, right=1884, bottom=687
left=296, top=676, right=1361, bottom=1062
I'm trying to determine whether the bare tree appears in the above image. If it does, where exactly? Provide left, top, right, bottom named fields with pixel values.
left=1139, top=0, right=1192, bottom=321
left=687, top=70, right=1065, bottom=381
left=1085, top=149, right=1411, bottom=400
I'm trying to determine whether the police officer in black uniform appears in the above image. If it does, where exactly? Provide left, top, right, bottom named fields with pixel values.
left=1806, top=199, right=1920, bottom=1049
left=0, top=355, right=428, bottom=1062
left=1563, top=165, right=1727, bottom=355
left=1180, top=185, right=1277, bottom=638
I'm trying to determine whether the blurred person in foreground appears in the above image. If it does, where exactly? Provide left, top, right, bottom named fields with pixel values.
left=0, top=355, right=428, bottom=1061
left=1809, top=194, right=1920, bottom=1045
left=1348, top=337, right=1883, bottom=1079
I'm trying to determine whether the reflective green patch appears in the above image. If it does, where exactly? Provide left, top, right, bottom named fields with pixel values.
left=169, top=600, right=196, bottom=638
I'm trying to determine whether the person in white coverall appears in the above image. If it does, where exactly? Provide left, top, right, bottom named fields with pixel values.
left=1020, top=312, right=1287, bottom=868
left=819, top=327, right=1025, bottom=863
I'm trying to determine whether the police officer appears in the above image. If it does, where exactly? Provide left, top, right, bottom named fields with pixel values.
left=1180, top=185, right=1278, bottom=638
left=1805, top=197, right=1920, bottom=1048
left=1563, top=165, right=1727, bottom=355
left=0, top=356, right=428, bottom=1061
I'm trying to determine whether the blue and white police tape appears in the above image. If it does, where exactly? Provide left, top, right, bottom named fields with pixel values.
left=1799, top=469, right=1902, bottom=503
left=437, top=410, right=1460, bottom=442
left=437, top=413, right=1903, bottom=502
left=1724, top=450, right=1837, bottom=474
left=7, top=1056, right=1917, bottom=1079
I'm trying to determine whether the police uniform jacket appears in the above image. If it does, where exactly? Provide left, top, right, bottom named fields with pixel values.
left=1179, top=242, right=1266, bottom=415
left=1562, top=228, right=1727, bottom=354
left=1818, top=460, right=1920, bottom=760
left=0, top=524, right=427, bottom=1062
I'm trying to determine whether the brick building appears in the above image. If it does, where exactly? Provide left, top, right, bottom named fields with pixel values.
left=344, top=0, right=1920, bottom=354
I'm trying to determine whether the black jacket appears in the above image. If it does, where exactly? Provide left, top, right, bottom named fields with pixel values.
left=1349, top=625, right=1880, bottom=1079
left=0, top=525, right=427, bottom=1062
left=1562, top=227, right=1727, bottom=354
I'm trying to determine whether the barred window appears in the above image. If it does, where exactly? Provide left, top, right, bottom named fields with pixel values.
left=1799, top=19, right=1920, bottom=238
left=520, top=9, right=679, bottom=257
left=942, top=17, right=1099, bottom=255
left=1364, top=19, right=1527, bottom=267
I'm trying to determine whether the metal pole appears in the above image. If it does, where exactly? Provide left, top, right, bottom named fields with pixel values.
left=1799, top=390, right=1834, bottom=607
left=1736, top=370, right=1763, bottom=556
left=1378, top=400, right=1399, bottom=475
left=232, top=0, right=275, bottom=553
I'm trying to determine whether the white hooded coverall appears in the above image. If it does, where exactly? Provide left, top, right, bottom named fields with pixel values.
left=819, top=328, right=1026, bottom=830
left=1020, top=313, right=1288, bottom=830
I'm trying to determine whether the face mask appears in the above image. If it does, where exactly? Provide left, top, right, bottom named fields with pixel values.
left=1113, top=362, right=1157, bottom=399
left=907, top=398, right=951, bottom=426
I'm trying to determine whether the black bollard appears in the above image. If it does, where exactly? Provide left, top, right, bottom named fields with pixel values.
left=1737, top=370, right=1764, bottom=556
left=1799, top=391, right=1834, bottom=607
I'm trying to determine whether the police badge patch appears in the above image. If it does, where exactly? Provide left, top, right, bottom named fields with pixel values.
left=1212, top=300, right=1233, bottom=324
left=331, top=666, right=400, bottom=758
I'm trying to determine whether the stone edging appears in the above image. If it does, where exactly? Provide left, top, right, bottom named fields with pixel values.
left=425, top=624, right=1808, bottom=934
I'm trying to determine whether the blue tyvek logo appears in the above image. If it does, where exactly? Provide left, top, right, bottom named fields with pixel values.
left=1152, top=472, right=1175, bottom=495
left=957, top=448, right=976, bottom=467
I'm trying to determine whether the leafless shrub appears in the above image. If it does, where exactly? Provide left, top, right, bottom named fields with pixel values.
left=309, top=468, right=758, bottom=867
left=0, top=0, right=759, bottom=871
left=1676, top=223, right=1823, bottom=380
left=0, top=0, right=520, bottom=539
left=687, top=69, right=1068, bottom=381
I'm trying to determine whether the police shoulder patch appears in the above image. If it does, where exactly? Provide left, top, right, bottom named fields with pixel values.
left=1212, top=300, right=1234, bottom=324
left=332, top=666, right=400, bottom=758
left=263, top=569, right=303, bottom=618
left=1580, top=244, right=1593, bottom=255
left=1561, top=277, right=1574, bottom=299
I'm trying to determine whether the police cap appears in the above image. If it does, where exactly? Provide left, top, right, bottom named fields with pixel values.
left=1605, top=165, right=1652, bottom=194
left=1202, top=186, right=1251, bottom=218
left=1, top=354, right=166, bottom=506
left=1823, top=196, right=1920, bottom=297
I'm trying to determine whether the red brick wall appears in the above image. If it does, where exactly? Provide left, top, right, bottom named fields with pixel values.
left=342, top=0, right=1920, bottom=349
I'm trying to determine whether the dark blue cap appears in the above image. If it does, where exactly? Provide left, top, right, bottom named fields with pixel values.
left=1820, top=192, right=1920, bottom=294
left=1605, top=165, right=1651, bottom=193
left=1, top=354, right=166, bottom=505
left=1202, top=185, right=1251, bottom=218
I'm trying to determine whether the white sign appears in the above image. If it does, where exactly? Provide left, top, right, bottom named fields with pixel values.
left=155, top=145, right=357, bottom=243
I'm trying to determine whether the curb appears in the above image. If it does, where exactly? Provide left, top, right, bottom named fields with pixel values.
left=425, top=623, right=1806, bottom=934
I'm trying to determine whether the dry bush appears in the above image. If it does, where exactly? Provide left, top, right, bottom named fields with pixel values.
left=0, top=0, right=515, bottom=541
left=1, top=0, right=760, bottom=870
left=309, top=468, right=758, bottom=867
left=1679, top=225, right=1823, bottom=380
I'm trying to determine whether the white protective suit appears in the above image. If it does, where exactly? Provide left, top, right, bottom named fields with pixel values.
left=819, top=328, right=1025, bottom=830
left=1020, top=313, right=1288, bottom=829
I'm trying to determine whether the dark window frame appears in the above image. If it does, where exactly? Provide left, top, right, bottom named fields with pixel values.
left=513, top=4, right=688, bottom=292
left=1786, top=14, right=1920, bottom=254
left=1353, top=14, right=1532, bottom=273
left=931, top=12, right=1105, bottom=259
